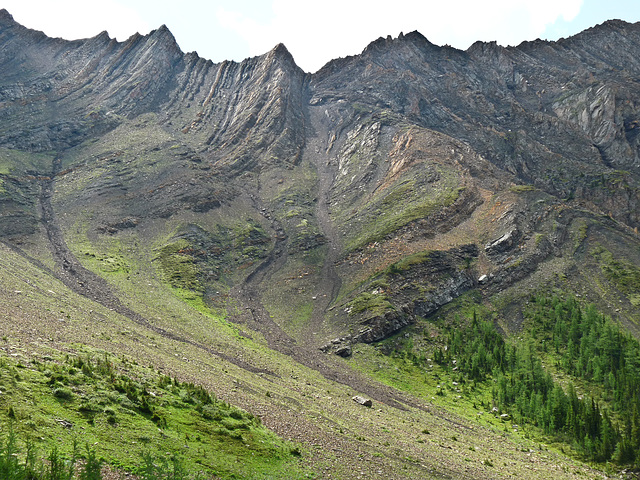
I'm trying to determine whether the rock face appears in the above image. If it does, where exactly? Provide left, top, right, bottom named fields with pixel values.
left=1, top=9, right=640, bottom=350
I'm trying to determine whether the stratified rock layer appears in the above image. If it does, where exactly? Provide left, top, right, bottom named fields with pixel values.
left=1, top=9, right=640, bottom=347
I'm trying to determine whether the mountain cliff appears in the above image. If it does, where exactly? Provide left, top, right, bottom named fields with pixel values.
left=2, top=8, right=640, bottom=478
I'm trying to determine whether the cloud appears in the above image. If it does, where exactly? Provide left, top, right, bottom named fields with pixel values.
left=3, top=0, right=151, bottom=41
left=217, top=0, right=584, bottom=72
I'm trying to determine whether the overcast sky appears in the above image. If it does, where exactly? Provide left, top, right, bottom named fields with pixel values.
left=2, top=0, right=640, bottom=72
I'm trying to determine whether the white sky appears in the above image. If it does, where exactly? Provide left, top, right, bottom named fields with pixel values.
left=2, top=0, right=640, bottom=73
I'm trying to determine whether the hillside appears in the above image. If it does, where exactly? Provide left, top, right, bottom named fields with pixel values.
left=1, top=8, right=640, bottom=478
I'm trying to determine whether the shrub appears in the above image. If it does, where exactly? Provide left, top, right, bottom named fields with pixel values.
left=104, top=407, right=117, bottom=425
left=79, top=445, right=102, bottom=480
left=200, top=405, right=222, bottom=421
left=53, top=387, right=74, bottom=400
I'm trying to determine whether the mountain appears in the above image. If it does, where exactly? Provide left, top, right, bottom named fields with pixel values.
left=1, top=8, right=640, bottom=478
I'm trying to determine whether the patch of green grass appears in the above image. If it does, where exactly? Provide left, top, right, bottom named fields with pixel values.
left=66, top=220, right=134, bottom=276
left=509, top=185, right=535, bottom=193
left=0, top=350, right=309, bottom=479
left=259, top=249, right=326, bottom=339
left=82, top=250, right=131, bottom=274
left=345, top=176, right=464, bottom=253
left=592, top=245, right=640, bottom=299
left=230, top=219, right=270, bottom=252
left=347, top=292, right=395, bottom=318
left=0, top=147, right=53, bottom=175
left=155, top=239, right=204, bottom=293
left=151, top=220, right=272, bottom=316
left=271, top=175, right=323, bottom=255
left=302, top=244, right=327, bottom=267
left=294, top=302, right=314, bottom=326
left=285, top=207, right=303, bottom=218
left=380, top=181, right=415, bottom=208
left=385, top=251, right=433, bottom=275
left=347, top=339, right=492, bottom=424
left=571, top=219, right=589, bottom=252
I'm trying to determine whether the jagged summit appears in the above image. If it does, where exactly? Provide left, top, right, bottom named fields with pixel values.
left=0, top=8, right=13, bottom=21
left=270, top=42, right=291, bottom=56
left=146, top=23, right=181, bottom=52
left=364, top=30, right=436, bottom=52
left=262, top=41, right=302, bottom=72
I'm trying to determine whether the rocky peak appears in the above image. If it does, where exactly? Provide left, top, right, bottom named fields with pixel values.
left=0, top=8, right=14, bottom=23
left=269, top=42, right=295, bottom=63
left=467, top=39, right=508, bottom=56
left=0, top=8, right=51, bottom=45
left=145, top=24, right=182, bottom=56
left=582, top=18, right=635, bottom=35
left=400, top=30, right=432, bottom=46
left=93, top=30, right=111, bottom=42
left=360, top=30, right=441, bottom=60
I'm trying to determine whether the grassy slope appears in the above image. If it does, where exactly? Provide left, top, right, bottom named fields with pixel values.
left=0, top=231, right=612, bottom=480
left=0, top=243, right=309, bottom=478
left=0, top=351, right=305, bottom=479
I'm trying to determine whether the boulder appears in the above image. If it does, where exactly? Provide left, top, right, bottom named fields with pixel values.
left=335, top=345, right=352, bottom=357
left=352, top=395, right=372, bottom=407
